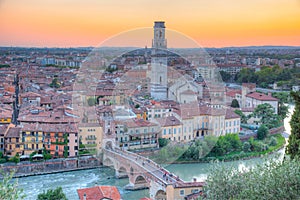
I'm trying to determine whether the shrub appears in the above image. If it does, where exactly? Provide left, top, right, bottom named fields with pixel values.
left=243, top=142, right=251, bottom=152
left=269, top=136, right=278, bottom=146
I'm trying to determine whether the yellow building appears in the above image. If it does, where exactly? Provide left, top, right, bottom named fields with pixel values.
left=21, top=128, right=44, bottom=155
left=78, top=123, right=103, bottom=155
left=4, top=125, right=22, bottom=157
left=156, top=116, right=183, bottom=142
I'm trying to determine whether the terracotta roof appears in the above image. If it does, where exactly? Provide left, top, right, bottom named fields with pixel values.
left=77, top=186, right=121, bottom=200
left=0, top=125, right=8, bottom=136
left=155, top=116, right=182, bottom=127
left=124, top=119, right=158, bottom=128
left=225, top=109, right=240, bottom=119
left=5, top=126, right=21, bottom=138
left=226, top=90, right=241, bottom=97
left=21, top=123, right=78, bottom=133
left=246, top=92, right=278, bottom=101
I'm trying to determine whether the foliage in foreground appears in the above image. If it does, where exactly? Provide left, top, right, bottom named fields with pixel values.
left=0, top=171, right=25, bottom=200
left=203, top=158, right=300, bottom=200
left=37, top=186, right=67, bottom=200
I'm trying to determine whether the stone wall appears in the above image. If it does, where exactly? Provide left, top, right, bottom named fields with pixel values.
left=0, top=156, right=101, bottom=177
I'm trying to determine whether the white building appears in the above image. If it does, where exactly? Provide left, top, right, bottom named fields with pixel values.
left=245, top=92, right=278, bottom=114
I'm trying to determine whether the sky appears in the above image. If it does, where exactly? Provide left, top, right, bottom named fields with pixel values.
left=0, top=0, right=300, bottom=48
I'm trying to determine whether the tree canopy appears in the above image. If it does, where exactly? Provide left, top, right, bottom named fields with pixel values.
left=234, top=65, right=300, bottom=88
left=257, top=124, right=269, bottom=140
left=49, top=78, right=60, bottom=88
left=234, top=109, right=248, bottom=124
left=204, top=158, right=300, bottom=200
left=231, top=99, right=240, bottom=108
left=37, top=187, right=67, bottom=200
left=252, top=103, right=281, bottom=128
left=286, top=91, right=300, bottom=159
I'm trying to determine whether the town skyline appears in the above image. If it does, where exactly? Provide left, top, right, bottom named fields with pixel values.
left=0, top=0, right=300, bottom=48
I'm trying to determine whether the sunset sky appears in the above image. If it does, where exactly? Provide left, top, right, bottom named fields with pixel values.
left=0, top=0, right=300, bottom=48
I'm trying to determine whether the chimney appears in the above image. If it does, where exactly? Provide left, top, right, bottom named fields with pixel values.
left=193, top=178, right=197, bottom=182
left=83, top=193, right=86, bottom=200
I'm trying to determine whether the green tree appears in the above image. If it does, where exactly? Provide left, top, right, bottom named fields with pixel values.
left=257, top=124, right=269, bottom=140
left=87, top=97, right=97, bottom=106
left=219, top=71, right=232, bottom=82
left=235, top=68, right=257, bottom=83
left=252, top=103, right=281, bottom=128
left=231, top=99, right=240, bottom=108
left=272, top=92, right=289, bottom=120
left=0, top=171, right=25, bottom=200
left=203, top=158, right=300, bottom=200
left=234, top=109, right=248, bottom=124
left=242, top=142, right=251, bottom=152
left=49, top=78, right=60, bottom=88
left=286, top=91, right=300, bottom=159
left=158, top=138, right=169, bottom=148
left=37, top=187, right=67, bottom=200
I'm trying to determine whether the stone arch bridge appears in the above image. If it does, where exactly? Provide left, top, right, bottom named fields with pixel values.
left=103, top=148, right=205, bottom=200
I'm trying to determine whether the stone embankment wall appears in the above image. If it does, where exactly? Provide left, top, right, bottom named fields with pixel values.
left=0, top=156, right=101, bottom=178
left=240, top=126, right=284, bottom=141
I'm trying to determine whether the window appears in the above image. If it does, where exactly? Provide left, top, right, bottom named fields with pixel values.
left=163, top=129, right=166, bottom=135
left=191, top=189, right=199, bottom=194
left=174, top=128, right=176, bottom=134
left=180, top=190, right=185, bottom=196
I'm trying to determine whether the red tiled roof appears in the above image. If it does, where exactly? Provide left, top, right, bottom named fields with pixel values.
left=77, top=185, right=121, bottom=200
left=226, top=90, right=241, bottom=97
left=225, top=109, right=240, bottom=119
left=246, top=92, right=278, bottom=101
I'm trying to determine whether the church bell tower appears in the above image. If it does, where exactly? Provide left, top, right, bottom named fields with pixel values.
left=150, top=21, right=168, bottom=100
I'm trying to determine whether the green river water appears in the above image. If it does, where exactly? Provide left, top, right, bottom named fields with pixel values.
left=18, top=105, right=294, bottom=200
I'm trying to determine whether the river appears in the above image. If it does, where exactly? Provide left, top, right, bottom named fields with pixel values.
left=18, top=105, right=295, bottom=200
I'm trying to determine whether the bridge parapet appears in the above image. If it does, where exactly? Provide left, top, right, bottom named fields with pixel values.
left=102, top=148, right=204, bottom=200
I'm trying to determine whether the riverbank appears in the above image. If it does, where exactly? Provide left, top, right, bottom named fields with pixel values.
left=151, top=133, right=286, bottom=165
left=0, top=155, right=101, bottom=178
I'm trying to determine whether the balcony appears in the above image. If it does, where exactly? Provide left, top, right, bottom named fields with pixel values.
left=85, top=136, right=97, bottom=140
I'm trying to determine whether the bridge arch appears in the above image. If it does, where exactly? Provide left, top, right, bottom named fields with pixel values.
left=105, top=141, right=113, bottom=149
left=134, top=175, right=148, bottom=185
left=103, top=157, right=114, bottom=167
left=118, top=166, right=128, bottom=173
left=155, top=190, right=167, bottom=200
